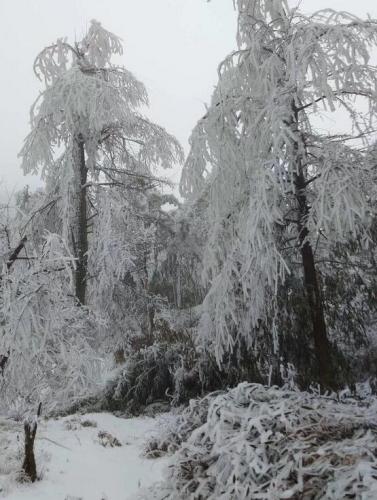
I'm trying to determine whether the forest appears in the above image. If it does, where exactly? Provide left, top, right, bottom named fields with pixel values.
left=1, top=0, right=377, bottom=498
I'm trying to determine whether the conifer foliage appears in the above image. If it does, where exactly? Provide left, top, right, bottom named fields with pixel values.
left=20, top=20, right=183, bottom=305
left=182, top=0, right=377, bottom=388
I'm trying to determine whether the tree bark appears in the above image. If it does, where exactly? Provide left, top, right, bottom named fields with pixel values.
left=7, top=236, right=27, bottom=270
left=0, top=350, right=9, bottom=375
left=22, top=418, right=37, bottom=482
left=73, top=135, right=88, bottom=305
left=289, top=102, right=335, bottom=389
left=22, top=403, right=42, bottom=482
left=295, top=168, right=334, bottom=389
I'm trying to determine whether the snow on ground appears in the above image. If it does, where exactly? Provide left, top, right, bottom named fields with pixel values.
left=0, top=412, right=167, bottom=500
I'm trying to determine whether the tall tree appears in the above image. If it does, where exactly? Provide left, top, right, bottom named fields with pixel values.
left=20, top=20, right=183, bottom=305
left=182, top=0, right=377, bottom=388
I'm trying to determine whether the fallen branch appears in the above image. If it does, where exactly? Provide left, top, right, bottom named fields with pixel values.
left=6, top=236, right=27, bottom=270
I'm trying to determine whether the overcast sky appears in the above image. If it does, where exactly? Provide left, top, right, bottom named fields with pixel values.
left=0, top=0, right=377, bottom=196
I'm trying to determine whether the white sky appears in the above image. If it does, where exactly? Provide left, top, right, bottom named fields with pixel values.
left=0, top=0, right=377, bottom=195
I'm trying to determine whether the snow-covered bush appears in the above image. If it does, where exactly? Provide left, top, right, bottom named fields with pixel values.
left=102, top=325, right=200, bottom=413
left=0, top=231, right=106, bottom=417
left=104, top=344, right=185, bottom=413
left=140, top=383, right=377, bottom=499
left=143, top=389, right=224, bottom=459
left=101, top=310, right=267, bottom=414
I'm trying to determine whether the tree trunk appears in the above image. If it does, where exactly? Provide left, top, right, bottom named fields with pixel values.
left=72, top=135, right=88, bottom=305
left=22, top=419, right=37, bottom=482
left=22, top=403, right=42, bottom=483
left=292, top=105, right=335, bottom=390
left=0, top=350, right=9, bottom=375
left=295, top=165, right=334, bottom=389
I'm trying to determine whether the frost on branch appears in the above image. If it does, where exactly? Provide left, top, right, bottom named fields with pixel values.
left=81, top=20, right=123, bottom=68
left=33, top=20, right=123, bottom=84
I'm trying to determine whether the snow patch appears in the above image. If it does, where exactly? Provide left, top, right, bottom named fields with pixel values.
left=0, top=413, right=167, bottom=500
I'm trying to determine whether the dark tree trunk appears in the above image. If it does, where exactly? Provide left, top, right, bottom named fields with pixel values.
left=0, top=350, right=9, bottom=375
left=22, top=420, right=37, bottom=482
left=147, top=303, right=155, bottom=339
left=295, top=170, right=334, bottom=388
left=73, top=135, right=88, bottom=305
left=22, top=403, right=41, bottom=483
left=292, top=104, right=335, bottom=390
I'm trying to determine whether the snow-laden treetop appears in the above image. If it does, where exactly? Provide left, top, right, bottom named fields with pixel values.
left=20, top=20, right=182, bottom=179
left=34, top=20, right=125, bottom=84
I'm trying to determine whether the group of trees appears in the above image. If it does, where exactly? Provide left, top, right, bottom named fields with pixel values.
left=2, top=0, right=377, bottom=414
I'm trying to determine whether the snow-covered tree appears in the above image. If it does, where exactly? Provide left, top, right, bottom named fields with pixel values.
left=181, top=0, right=377, bottom=388
left=0, top=20, right=184, bottom=414
left=0, top=234, right=103, bottom=416
left=88, top=183, right=177, bottom=351
left=0, top=191, right=106, bottom=415
left=20, top=20, right=183, bottom=305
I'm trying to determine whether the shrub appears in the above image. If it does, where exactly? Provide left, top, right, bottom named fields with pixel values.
left=139, top=383, right=377, bottom=499
left=102, top=323, right=264, bottom=415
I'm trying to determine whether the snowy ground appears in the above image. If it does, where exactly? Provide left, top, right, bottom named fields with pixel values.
left=0, top=412, right=167, bottom=500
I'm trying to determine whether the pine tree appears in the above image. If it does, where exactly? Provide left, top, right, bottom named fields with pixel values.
left=20, top=20, right=183, bottom=305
